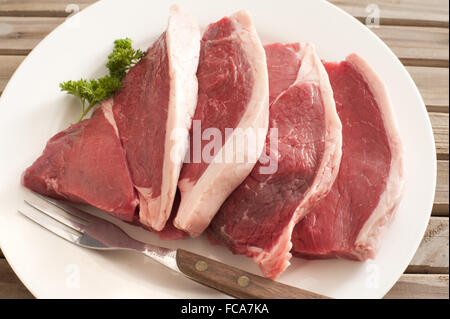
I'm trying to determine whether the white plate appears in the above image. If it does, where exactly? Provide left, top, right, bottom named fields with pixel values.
left=0, top=0, right=435, bottom=299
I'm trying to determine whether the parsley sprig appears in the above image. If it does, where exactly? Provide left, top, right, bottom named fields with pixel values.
left=107, top=38, right=146, bottom=79
left=60, top=38, right=146, bottom=122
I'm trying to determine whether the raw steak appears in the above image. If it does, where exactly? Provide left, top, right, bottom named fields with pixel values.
left=174, top=10, right=270, bottom=236
left=292, top=54, right=404, bottom=260
left=208, top=43, right=342, bottom=279
left=113, top=5, right=200, bottom=231
left=22, top=100, right=138, bottom=221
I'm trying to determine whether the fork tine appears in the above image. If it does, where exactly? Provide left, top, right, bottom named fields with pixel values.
left=18, top=208, right=82, bottom=244
left=24, top=199, right=85, bottom=233
left=32, top=193, right=93, bottom=223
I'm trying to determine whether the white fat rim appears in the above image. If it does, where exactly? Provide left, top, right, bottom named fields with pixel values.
left=140, top=5, right=200, bottom=231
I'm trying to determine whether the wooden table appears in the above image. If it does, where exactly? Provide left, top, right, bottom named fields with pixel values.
left=0, top=0, right=448, bottom=299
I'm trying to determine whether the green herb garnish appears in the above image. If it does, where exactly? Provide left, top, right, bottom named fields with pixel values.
left=60, top=38, right=146, bottom=122
left=106, top=38, right=146, bottom=79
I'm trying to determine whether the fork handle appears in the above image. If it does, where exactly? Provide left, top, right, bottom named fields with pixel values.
left=175, top=249, right=330, bottom=299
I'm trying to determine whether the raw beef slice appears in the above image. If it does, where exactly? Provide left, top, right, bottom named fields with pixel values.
left=292, top=54, right=404, bottom=260
left=174, top=10, right=270, bottom=236
left=113, top=5, right=200, bottom=231
left=208, top=43, right=342, bottom=279
left=22, top=100, right=138, bottom=221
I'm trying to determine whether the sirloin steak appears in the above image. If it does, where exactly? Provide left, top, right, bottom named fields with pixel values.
left=174, top=10, right=269, bottom=237
left=23, top=100, right=138, bottom=221
left=113, top=5, right=200, bottom=231
left=208, top=43, right=342, bottom=279
left=292, top=54, right=404, bottom=260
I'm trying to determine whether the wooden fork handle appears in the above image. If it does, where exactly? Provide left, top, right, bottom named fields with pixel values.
left=176, top=249, right=330, bottom=299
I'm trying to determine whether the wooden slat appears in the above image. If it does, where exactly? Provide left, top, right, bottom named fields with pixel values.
left=331, top=0, right=449, bottom=27
left=1, top=1, right=449, bottom=28
left=373, top=26, right=449, bottom=68
left=407, top=67, right=449, bottom=113
left=430, top=113, right=449, bottom=160
left=0, top=0, right=93, bottom=17
left=0, top=55, right=24, bottom=93
left=385, top=274, right=449, bottom=299
left=0, top=17, right=448, bottom=67
left=407, top=217, right=449, bottom=273
left=0, top=259, right=33, bottom=298
left=435, top=161, right=449, bottom=215
left=0, top=17, right=64, bottom=55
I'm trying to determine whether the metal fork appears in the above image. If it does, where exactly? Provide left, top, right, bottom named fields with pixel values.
left=19, top=194, right=329, bottom=299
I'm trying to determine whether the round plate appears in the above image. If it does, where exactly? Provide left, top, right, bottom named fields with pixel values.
left=0, top=0, right=435, bottom=298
